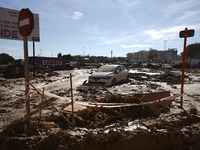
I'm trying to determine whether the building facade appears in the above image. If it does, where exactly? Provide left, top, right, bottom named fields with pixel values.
left=29, top=56, right=66, bottom=70
left=156, top=48, right=178, bottom=61
left=127, top=48, right=178, bottom=62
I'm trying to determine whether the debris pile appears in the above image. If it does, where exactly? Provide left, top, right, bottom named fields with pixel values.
left=129, top=71, right=185, bottom=84
left=1, top=113, right=200, bottom=150
left=3, top=63, right=24, bottom=79
left=153, top=71, right=182, bottom=84
left=2, top=63, right=57, bottom=79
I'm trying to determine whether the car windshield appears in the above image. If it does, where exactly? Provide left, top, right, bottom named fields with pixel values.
left=97, top=65, right=116, bottom=72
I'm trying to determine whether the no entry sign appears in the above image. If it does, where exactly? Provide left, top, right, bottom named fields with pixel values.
left=18, top=8, right=35, bottom=123
left=0, top=7, right=40, bottom=41
left=18, top=8, right=34, bottom=36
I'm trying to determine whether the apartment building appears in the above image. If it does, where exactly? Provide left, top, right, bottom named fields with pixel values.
left=127, top=48, right=178, bottom=62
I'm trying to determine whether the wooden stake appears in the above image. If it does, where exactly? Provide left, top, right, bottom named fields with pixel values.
left=29, top=82, right=73, bottom=126
left=70, top=73, right=75, bottom=128
left=24, top=36, right=30, bottom=123
left=24, top=88, right=30, bottom=133
left=38, top=87, right=45, bottom=124
left=25, top=88, right=30, bottom=118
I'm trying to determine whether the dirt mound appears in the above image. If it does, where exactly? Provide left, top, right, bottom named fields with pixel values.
left=129, top=71, right=184, bottom=84
left=0, top=90, right=200, bottom=150
left=3, top=63, right=24, bottom=78
left=73, top=130, right=200, bottom=150
left=1, top=116, right=200, bottom=150
left=76, top=85, right=143, bottom=103
left=155, top=71, right=182, bottom=84
left=2, top=63, right=58, bottom=79
left=1, top=117, right=39, bottom=137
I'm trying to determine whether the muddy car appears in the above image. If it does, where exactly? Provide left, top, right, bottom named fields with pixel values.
left=88, top=64, right=129, bottom=85
left=161, top=64, right=172, bottom=70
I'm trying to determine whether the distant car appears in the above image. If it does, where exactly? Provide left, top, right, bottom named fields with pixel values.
left=88, top=65, right=129, bottom=86
left=161, top=64, right=172, bottom=70
left=147, top=63, right=160, bottom=69
left=65, top=64, right=74, bottom=70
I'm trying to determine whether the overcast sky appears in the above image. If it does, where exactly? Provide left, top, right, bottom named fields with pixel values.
left=1, top=0, right=200, bottom=59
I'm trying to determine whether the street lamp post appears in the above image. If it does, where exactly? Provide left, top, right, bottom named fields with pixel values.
left=82, top=47, right=85, bottom=57
left=163, top=40, right=167, bottom=50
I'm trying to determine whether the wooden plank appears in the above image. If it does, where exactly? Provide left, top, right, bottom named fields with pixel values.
left=134, top=91, right=170, bottom=102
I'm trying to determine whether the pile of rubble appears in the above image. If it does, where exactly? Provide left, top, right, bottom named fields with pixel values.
left=1, top=63, right=57, bottom=79
left=129, top=71, right=186, bottom=85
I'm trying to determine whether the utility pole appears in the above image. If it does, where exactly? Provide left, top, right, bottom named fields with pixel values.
left=40, top=49, right=42, bottom=57
left=163, top=40, right=167, bottom=50
left=33, top=41, right=35, bottom=78
left=111, top=50, right=113, bottom=59
left=82, top=47, right=85, bottom=57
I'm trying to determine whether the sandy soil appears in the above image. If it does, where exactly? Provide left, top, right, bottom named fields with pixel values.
left=0, top=68, right=200, bottom=150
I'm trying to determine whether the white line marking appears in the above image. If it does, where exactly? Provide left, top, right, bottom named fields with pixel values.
left=19, top=18, right=29, bottom=27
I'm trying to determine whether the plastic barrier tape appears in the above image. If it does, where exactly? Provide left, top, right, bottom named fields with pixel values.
left=31, top=87, right=181, bottom=108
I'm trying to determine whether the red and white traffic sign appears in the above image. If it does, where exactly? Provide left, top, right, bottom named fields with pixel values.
left=18, top=8, right=35, bottom=123
left=18, top=8, right=34, bottom=36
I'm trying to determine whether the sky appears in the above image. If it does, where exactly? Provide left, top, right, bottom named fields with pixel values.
left=0, top=0, right=200, bottom=59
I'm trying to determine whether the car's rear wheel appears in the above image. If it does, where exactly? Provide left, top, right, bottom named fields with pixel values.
left=125, top=75, right=129, bottom=83
left=111, top=78, right=116, bottom=86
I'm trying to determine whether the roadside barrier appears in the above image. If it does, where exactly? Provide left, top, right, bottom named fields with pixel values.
left=31, top=87, right=181, bottom=108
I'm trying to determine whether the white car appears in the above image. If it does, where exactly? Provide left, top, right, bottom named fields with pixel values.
left=88, top=65, right=129, bottom=86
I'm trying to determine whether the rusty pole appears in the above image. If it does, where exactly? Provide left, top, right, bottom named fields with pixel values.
left=180, top=28, right=188, bottom=108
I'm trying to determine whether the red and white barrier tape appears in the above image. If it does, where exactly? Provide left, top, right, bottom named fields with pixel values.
left=31, top=88, right=181, bottom=108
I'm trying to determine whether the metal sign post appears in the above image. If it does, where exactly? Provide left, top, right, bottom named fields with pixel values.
left=179, top=28, right=195, bottom=108
left=18, top=8, right=34, bottom=123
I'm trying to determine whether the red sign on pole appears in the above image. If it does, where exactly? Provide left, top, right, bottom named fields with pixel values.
left=18, top=8, right=34, bottom=36
left=18, top=8, right=35, bottom=123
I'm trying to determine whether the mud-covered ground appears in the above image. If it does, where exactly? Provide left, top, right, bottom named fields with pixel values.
left=0, top=68, right=200, bottom=150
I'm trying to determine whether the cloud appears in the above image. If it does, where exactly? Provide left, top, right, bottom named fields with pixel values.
left=71, top=11, right=83, bottom=20
left=82, top=25, right=99, bottom=34
left=118, top=0, right=140, bottom=8
left=0, top=45, right=21, bottom=51
left=117, top=0, right=140, bottom=23
left=121, top=44, right=152, bottom=48
left=144, top=30, right=163, bottom=40
left=164, top=0, right=198, bottom=18
left=97, top=35, right=134, bottom=44
left=176, top=10, right=200, bottom=23
left=143, top=26, right=188, bottom=40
